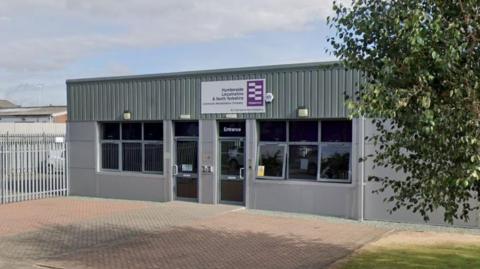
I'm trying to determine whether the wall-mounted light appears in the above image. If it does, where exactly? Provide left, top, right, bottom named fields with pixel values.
left=123, top=110, right=132, bottom=120
left=297, top=106, right=309, bottom=118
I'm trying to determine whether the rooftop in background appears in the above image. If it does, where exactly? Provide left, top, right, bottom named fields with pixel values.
left=0, top=106, right=67, bottom=117
left=0, top=100, right=18, bottom=109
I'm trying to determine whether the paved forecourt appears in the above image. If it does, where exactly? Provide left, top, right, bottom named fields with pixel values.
left=0, top=197, right=387, bottom=269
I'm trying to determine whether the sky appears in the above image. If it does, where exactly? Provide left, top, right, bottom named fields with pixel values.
left=0, top=0, right=340, bottom=107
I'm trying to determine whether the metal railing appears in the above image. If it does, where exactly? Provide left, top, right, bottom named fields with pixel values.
left=0, top=134, right=68, bottom=204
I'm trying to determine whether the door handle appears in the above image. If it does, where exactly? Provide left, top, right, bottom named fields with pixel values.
left=173, top=165, right=178, bottom=176
left=239, top=167, right=245, bottom=179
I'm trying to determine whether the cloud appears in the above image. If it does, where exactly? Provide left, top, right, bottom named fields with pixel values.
left=0, top=0, right=336, bottom=72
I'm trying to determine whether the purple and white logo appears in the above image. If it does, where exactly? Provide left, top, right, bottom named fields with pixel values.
left=247, top=80, right=264, bottom=107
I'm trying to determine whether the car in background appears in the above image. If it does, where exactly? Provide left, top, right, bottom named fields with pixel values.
left=39, top=149, right=65, bottom=173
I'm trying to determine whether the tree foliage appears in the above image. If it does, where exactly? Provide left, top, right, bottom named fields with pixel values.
left=328, top=0, right=480, bottom=223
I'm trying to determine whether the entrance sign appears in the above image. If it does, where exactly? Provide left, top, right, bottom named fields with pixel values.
left=201, top=79, right=266, bottom=114
left=219, top=122, right=246, bottom=137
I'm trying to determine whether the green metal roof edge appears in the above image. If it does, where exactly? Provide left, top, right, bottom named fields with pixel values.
left=66, top=60, right=342, bottom=84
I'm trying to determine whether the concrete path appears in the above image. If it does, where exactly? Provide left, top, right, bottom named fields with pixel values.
left=0, top=197, right=387, bottom=269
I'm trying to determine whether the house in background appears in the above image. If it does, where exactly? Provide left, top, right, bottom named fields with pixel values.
left=0, top=99, right=18, bottom=109
left=0, top=101, right=67, bottom=123
left=0, top=100, right=67, bottom=134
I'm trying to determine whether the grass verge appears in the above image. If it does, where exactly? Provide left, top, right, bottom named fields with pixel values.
left=341, top=244, right=480, bottom=269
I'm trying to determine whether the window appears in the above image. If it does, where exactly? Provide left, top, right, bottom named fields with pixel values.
left=259, top=121, right=286, bottom=141
left=101, top=123, right=120, bottom=170
left=321, top=121, right=352, bottom=142
left=320, top=144, right=351, bottom=180
left=122, top=142, right=142, bottom=171
left=99, top=122, right=163, bottom=173
left=258, top=144, right=286, bottom=178
left=289, top=121, right=318, bottom=142
left=320, top=120, right=352, bottom=181
left=288, top=145, right=317, bottom=180
left=101, top=143, right=119, bottom=169
left=143, top=123, right=164, bottom=172
left=288, top=121, right=318, bottom=180
left=122, top=123, right=142, bottom=140
left=257, top=120, right=352, bottom=182
left=102, top=123, right=120, bottom=140
left=144, top=144, right=164, bottom=172
left=175, top=122, right=198, bottom=137
left=144, top=123, right=163, bottom=140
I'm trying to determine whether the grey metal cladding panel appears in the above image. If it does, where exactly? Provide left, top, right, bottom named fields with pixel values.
left=68, top=65, right=361, bottom=121
left=70, top=84, right=76, bottom=121
left=66, top=84, right=72, bottom=121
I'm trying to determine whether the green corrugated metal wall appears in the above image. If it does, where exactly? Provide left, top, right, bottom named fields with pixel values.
left=67, top=62, right=362, bottom=121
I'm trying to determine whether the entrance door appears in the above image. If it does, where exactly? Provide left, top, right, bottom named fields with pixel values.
left=219, top=139, right=245, bottom=204
left=174, top=140, right=198, bottom=201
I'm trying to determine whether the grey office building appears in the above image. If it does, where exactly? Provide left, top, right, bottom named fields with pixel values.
left=67, top=61, right=480, bottom=228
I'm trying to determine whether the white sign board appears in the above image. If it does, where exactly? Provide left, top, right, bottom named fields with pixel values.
left=201, top=79, right=266, bottom=114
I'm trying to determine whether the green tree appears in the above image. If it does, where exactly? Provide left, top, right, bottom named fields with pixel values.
left=328, top=0, right=480, bottom=223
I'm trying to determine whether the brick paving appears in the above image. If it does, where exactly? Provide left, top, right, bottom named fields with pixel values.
left=0, top=197, right=150, bottom=236
left=0, top=197, right=387, bottom=269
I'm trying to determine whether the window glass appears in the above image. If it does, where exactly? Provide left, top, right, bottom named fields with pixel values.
left=320, top=144, right=351, bottom=180
left=100, top=122, right=164, bottom=174
left=289, top=121, right=318, bottom=142
left=321, top=121, right=352, bottom=142
left=175, top=122, right=199, bottom=137
left=144, top=143, right=163, bottom=172
left=144, top=123, right=163, bottom=140
left=101, top=143, right=119, bottom=169
left=258, top=144, right=285, bottom=177
left=176, top=141, right=198, bottom=173
left=288, top=145, right=318, bottom=180
left=259, top=121, right=286, bottom=141
left=122, top=142, right=142, bottom=171
left=102, top=123, right=119, bottom=140
left=220, top=140, right=244, bottom=176
left=219, top=122, right=245, bottom=137
left=122, top=123, right=142, bottom=140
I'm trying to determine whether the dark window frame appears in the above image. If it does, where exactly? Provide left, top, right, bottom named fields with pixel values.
left=256, top=120, right=352, bottom=183
left=286, top=121, right=319, bottom=181
left=101, top=142, right=120, bottom=170
left=102, top=122, right=120, bottom=140
left=122, top=122, right=142, bottom=140
left=122, top=141, right=143, bottom=172
left=319, top=120, right=352, bottom=182
left=257, top=143, right=287, bottom=179
left=288, top=144, right=319, bottom=180
left=174, top=121, right=199, bottom=137
left=259, top=121, right=287, bottom=142
left=319, top=142, right=351, bottom=182
left=99, top=122, right=164, bottom=174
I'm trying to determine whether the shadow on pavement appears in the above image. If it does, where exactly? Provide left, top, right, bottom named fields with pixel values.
left=2, top=222, right=356, bottom=269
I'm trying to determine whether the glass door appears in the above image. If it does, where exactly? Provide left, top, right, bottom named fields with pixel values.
left=219, top=139, right=245, bottom=204
left=174, top=140, right=198, bottom=200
